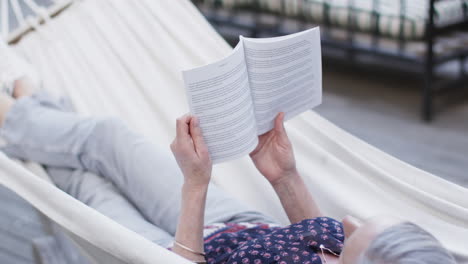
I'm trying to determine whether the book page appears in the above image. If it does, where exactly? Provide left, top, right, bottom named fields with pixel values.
left=182, top=42, right=258, bottom=163
left=243, top=28, right=322, bottom=134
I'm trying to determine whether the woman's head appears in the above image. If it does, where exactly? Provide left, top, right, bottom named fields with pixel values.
left=339, top=215, right=456, bottom=264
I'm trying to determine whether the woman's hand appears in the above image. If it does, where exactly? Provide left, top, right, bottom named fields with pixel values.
left=171, top=115, right=212, bottom=188
left=250, top=112, right=298, bottom=186
left=251, top=113, right=322, bottom=223
left=171, top=115, right=210, bottom=262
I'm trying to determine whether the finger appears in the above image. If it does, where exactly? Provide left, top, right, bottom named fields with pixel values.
left=190, top=116, right=209, bottom=156
left=176, top=114, right=191, bottom=140
left=274, top=112, right=286, bottom=134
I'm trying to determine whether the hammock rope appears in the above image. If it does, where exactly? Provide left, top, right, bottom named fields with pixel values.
left=1, top=0, right=74, bottom=43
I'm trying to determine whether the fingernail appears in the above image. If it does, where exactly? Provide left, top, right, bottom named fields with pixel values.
left=194, top=117, right=199, bottom=127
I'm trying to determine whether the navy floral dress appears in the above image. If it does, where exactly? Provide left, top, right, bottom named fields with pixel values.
left=203, top=217, right=345, bottom=264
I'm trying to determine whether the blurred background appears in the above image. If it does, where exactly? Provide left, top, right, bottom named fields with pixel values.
left=190, top=0, right=468, bottom=187
left=0, top=0, right=467, bottom=263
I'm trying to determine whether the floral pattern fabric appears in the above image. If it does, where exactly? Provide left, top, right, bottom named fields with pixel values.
left=204, top=217, right=345, bottom=264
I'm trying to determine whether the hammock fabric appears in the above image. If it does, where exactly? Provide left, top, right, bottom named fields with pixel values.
left=0, top=0, right=467, bottom=263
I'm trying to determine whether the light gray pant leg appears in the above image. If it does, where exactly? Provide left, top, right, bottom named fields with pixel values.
left=71, top=119, right=277, bottom=232
left=0, top=92, right=277, bottom=236
left=1, top=92, right=98, bottom=169
left=47, top=167, right=174, bottom=248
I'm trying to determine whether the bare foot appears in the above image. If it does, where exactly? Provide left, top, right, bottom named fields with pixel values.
left=0, top=94, right=14, bottom=126
left=13, top=78, right=35, bottom=99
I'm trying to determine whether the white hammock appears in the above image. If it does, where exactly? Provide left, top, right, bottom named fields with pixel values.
left=1, top=0, right=467, bottom=263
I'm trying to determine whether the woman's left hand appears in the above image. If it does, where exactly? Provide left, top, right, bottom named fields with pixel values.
left=250, top=112, right=297, bottom=186
left=170, top=115, right=212, bottom=188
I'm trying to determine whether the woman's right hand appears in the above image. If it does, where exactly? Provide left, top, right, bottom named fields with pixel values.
left=170, top=115, right=212, bottom=188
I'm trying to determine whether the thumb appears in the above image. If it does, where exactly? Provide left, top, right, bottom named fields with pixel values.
left=275, top=112, right=291, bottom=146
left=275, top=112, right=286, bottom=134
left=176, top=114, right=191, bottom=140
left=190, top=116, right=209, bottom=156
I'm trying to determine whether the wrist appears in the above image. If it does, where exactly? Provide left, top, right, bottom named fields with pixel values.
left=182, top=180, right=209, bottom=192
left=182, top=170, right=211, bottom=188
left=270, top=169, right=301, bottom=189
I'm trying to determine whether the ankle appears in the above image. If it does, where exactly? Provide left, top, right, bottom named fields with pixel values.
left=0, top=94, right=15, bottom=126
left=13, top=78, right=35, bottom=99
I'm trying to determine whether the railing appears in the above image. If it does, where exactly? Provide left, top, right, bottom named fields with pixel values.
left=193, top=0, right=468, bottom=121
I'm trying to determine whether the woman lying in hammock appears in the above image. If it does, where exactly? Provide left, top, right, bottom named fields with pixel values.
left=0, top=42, right=456, bottom=264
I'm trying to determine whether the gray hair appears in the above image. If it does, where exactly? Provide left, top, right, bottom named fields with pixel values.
left=359, top=222, right=456, bottom=264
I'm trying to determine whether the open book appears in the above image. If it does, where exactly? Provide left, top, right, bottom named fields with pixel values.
left=182, top=27, right=322, bottom=163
